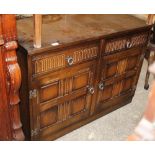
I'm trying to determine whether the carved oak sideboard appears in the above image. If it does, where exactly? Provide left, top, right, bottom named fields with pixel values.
left=16, top=15, right=152, bottom=140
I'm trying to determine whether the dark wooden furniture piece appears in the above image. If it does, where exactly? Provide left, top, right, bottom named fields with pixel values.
left=16, top=15, right=151, bottom=140
left=0, top=15, right=24, bottom=140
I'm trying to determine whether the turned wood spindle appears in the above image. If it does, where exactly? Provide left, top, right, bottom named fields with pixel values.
left=33, top=14, right=42, bottom=48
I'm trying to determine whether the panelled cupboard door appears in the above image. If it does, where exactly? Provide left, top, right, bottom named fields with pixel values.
left=95, top=47, right=144, bottom=112
left=30, top=60, right=97, bottom=140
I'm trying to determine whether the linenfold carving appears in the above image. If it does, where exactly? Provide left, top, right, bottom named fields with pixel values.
left=34, top=54, right=65, bottom=74
left=33, top=46, right=98, bottom=75
left=73, top=46, right=98, bottom=63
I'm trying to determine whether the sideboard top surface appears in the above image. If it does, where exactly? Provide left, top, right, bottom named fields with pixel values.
left=17, top=14, right=147, bottom=54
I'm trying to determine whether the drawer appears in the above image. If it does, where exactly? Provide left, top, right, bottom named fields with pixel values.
left=103, top=31, right=149, bottom=55
left=30, top=60, right=97, bottom=140
left=31, top=42, right=99, bottom=77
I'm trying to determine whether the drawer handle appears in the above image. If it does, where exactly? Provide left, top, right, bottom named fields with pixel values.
left=126, top=41, right=132, bottom=48
left=87, top=86, right=95, bottom=94
left=66, top=56, right=74, bottom=66
left=98, top=82, right=104, bottom=90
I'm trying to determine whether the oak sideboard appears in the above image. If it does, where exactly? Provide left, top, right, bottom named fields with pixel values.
left=16, top=15, right=152, bottom=140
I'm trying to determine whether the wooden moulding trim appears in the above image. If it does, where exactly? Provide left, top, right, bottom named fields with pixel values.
left=2, top=15, right=24, bottom=140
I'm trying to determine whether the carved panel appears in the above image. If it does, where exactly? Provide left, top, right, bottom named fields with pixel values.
left=104, top=59, right=128, bottom=79
left=38, top=67, right=92, bottom=104
left=105, top=38, right=127, bottom=53
left=34, top=54, right=65, bottom=75
left=32, top=45, right=98, bottom=76
left=40, top=106, right=58, bottom=129
left=97, top=76, right=134, bottom=105
left=97, top=46, right=142, bottom=111
left=126, top=55, right=139, bottom=71
left=130, top=33, right=148, bottom=47
left=112, top=81, right=123, bottom=96
left=105, top=62, right=117, bottom=78
left=116, top=59, right=127, bottom=75
left=70, top=96, right=86, bottom=116
left=73, top=70, right=89, bottom=91
left=63, top=77, right=73, bottom=95
left=121, top=76, right=134, bottom=94
left=103, top=50, right=140, bottom=80
left=40, top=81, right=59, bottom=102
left=31, top=60, right=96, bottom=139
left=105, top=32, right=148, bottom=54
left=40, top=94, right=88, bottom=130
left=73, top=46, right=98, bottom=63
left=97, top=85, right=113, bottom=102
left=58, top=101, right=70, bottom=121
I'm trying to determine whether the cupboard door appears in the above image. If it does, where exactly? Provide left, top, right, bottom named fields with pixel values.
left=95, top=47, right=144, bottom=112
left=30, top=60, right=96, bottom=140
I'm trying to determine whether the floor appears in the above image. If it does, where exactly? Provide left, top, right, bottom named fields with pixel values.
left=57, top=60, right=153, bottom=141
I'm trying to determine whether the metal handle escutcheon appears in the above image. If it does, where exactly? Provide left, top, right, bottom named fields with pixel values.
left=66, top=56, right=74, bottom=66
left=126, top=41, right=132, bottom=48
left=87, top=86, right=95, bottom=94
left=98, top=82, right=104, bottom=90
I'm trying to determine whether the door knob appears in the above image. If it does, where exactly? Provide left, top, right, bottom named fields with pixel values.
left=87, top=86, right=95, bottom=94
left=98, top=82, right=104, bottom=90
left=126, top=41, right=132, bottom=48
left=66, top=56, right=74, bottom=66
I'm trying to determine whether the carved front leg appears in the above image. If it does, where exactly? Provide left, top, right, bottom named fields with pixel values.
left=1, top=15, right=24, bottom=140
left=4, top=41, right=24, bottom=140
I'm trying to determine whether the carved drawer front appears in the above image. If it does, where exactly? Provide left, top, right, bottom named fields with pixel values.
left=30, top=60, right=96, bottom=140
left=31, top=42, right=99, bottom=77
left=95, top=47, right=144, bottom=112
left=104, top=31, right=149, bottom=55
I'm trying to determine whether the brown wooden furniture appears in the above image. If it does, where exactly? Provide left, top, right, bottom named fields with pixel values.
left=144, top=15, right=155, bottom=89
left=128, top=62, right=155, bottom=140
left=16, top=15, right=152, bottom=140
left=0, top=15, right=24, bottom=140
